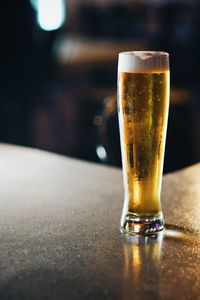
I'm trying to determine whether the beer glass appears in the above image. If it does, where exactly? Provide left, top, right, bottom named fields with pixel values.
left=118, top=51, right=170, bottom=234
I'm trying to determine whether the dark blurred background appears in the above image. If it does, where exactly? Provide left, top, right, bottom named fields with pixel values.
left=0, top=0, right=200, bottom=173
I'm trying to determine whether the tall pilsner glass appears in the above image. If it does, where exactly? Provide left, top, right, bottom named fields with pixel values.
left=118, top=51, right=170, bottom=234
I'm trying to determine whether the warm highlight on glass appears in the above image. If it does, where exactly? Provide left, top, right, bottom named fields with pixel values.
left=118, top=51, right=170, bottom=234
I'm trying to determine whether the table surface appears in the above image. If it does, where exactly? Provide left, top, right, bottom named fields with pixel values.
left=0, top=144, right=200, bottom=300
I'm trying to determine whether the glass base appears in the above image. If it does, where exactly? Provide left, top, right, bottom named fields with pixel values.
left=120, top=213, right=164, bottom=235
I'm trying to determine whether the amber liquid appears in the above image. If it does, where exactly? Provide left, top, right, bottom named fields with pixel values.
left=118, top=71, right=169, bottom=217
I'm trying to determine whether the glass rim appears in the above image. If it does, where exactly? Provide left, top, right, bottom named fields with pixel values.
left=118, top=51, right=169, bottom=57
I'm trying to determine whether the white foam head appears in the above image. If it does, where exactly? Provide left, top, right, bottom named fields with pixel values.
left=118, top=51, right=169, bottom=73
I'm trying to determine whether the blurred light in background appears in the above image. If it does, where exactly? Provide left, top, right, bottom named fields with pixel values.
left=30, top=0, right=66, bottom=31
left=96, top=145, right=107, bottom=162
left=30, top=0, right=38, bottom=10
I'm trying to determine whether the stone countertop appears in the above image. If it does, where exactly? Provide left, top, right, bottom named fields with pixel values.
left=0, top=144, right=200, bottom=299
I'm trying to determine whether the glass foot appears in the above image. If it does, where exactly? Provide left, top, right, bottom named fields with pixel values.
left=120, top=213, right=164, bottom=235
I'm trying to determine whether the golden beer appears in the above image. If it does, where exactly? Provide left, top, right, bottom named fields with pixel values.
left=118, top=52, right=170, bottom=234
